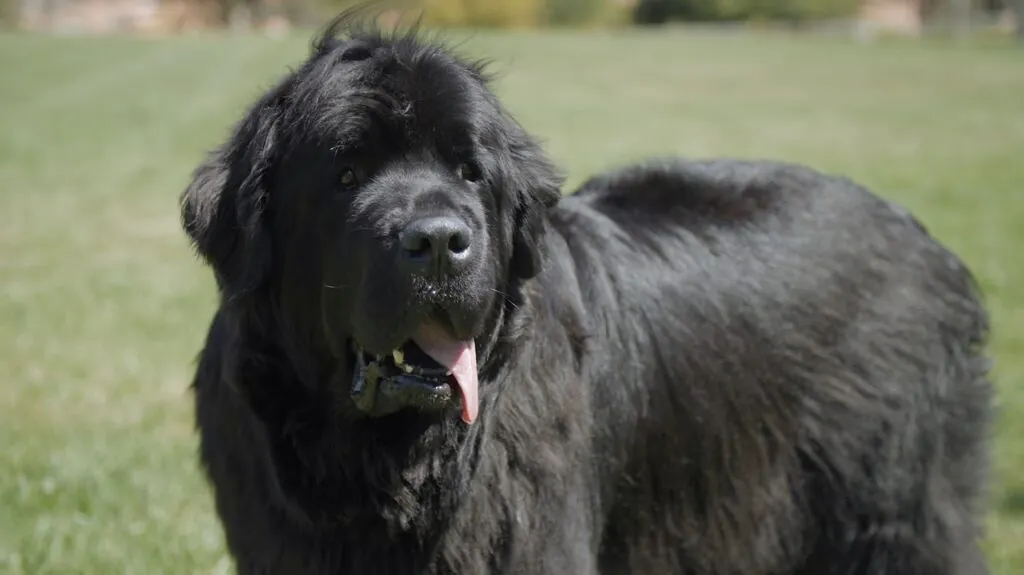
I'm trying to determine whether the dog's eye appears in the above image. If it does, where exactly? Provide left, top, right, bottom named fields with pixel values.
left=339, top=167, right=359, bottom=190
left=456, top=161, right=481, bottom=183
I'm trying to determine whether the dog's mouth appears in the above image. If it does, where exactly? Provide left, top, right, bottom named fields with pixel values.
left=349, top=322, right=479, bottom=424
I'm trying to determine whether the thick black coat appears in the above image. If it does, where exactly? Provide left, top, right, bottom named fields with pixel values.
left=181, top=15, right=993, bottom=575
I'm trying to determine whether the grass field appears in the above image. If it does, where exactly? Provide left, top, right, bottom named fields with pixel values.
left=1, top=25, right=1022, bottom=574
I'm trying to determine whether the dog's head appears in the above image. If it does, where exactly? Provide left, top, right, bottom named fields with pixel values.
left=181, top=14, right=562, bottom=426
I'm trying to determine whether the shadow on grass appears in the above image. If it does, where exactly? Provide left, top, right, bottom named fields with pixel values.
left=1001, top=489, right=1024, bottom=517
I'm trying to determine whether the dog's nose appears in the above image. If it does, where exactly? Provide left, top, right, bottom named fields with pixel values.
left=399, top=216, right=473, bottom=278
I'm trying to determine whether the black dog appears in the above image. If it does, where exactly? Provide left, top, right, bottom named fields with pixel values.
left=180, top=13, right=994, bottom=575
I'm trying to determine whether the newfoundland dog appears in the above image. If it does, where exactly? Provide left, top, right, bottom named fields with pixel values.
left=180, top=13, right=994, bottom=575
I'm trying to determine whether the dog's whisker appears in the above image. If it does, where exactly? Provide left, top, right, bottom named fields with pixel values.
left=489, top=288, right=521, bottom=311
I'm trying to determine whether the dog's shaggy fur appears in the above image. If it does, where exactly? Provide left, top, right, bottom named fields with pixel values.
left=180, top=14, right=994, bottom=575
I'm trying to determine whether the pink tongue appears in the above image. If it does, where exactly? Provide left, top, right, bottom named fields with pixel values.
left=411, top=323, right=479, bottom=424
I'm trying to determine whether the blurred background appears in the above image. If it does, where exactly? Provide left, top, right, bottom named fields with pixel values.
left=1, top=0, right=1022, bottom=573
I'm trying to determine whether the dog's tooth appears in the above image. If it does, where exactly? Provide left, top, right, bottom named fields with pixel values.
left=392, top=349, right=405, bottom=365
left=402, top=364, right=414, bottom=373
left=445, top=370, right=452, bottom=376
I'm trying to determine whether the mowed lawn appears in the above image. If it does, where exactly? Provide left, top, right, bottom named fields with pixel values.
left=1, top=25, right=1023, bottom=574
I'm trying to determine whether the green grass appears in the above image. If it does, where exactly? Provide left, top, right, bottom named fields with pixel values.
left=1, top=26, right=1022, bottom=574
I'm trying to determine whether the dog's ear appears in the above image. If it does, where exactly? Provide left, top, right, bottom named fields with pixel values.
left=504, top=127, right=564, bottom=280
left=181, top=84, right=288, bottom=297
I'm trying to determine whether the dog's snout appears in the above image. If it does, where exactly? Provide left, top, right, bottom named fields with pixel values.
left=399, top=216, right=473, bottom=278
